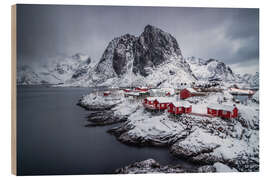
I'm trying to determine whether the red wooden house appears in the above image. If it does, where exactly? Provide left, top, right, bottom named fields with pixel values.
left=207, top=104, right=238, bottom=119
left=155, top=97, right=174, bottom=110
left=123, top=89, right=132, bottom=93
left=143, top=97, right=158, bottom=109
left=135, top=87, right=148, bottom=92
left=180, top=88, right=206, bottom=99
left=168, top=101, right=192, bottom=115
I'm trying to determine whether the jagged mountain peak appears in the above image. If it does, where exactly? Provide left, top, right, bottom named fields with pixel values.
left=71, top=53, right=92, bottom=64
left=133, top=25, right=183, bottom=76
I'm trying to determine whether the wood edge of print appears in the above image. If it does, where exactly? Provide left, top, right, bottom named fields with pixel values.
left=11, top=4, right=17, bottom=175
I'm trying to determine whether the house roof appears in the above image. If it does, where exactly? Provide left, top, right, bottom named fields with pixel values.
left=146, top=97, right=158, bottom=101
left=171, top=101, right=191, bottom=108
left=207, top=103, right=236, bottom=112
left=155, top=97, right=174, bottom=103
left=137, top=86, right=148, bottom=89
left=186, top=88, right=197, bottom=93
left=126, top=92, right=140, bottom=96
left=149, top=88, right=175, bottom=94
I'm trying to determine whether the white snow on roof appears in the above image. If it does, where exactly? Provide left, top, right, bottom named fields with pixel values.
left=186, top=87, right=197, bottom=93
left=146, top=97, right=158, bottom=101
left=155, top=97, right=174, bottom=103
left=126, top=92, right=140, bottom=96
left=171, top=101, right=191, bottom=108
left=207, top=103, right=236, bottom=112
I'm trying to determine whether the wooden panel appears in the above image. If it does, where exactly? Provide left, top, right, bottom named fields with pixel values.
left=11, top=4, right=17, bottom=175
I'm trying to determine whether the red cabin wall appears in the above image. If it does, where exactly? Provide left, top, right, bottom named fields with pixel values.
left=211, top=109, right=218, bottom=116
left=207, top=108, right=211, bottom=115
left=218, top=110, right=223, bottom=116
left=175, top=107, right=181, bottom=114
left=232, top=108, right=238, bottom=118
left=158, top=103, right=169, bottom=110
left=153, top=100, right=159, bottom=109
left=186, top=106, right=192, bottom=113
left=221, top=111, right=231, bottom=119
left=168, top=104, right=174, bottom=113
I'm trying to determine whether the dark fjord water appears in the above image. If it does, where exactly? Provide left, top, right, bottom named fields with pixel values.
left=17, top=86, right=197, bottom=175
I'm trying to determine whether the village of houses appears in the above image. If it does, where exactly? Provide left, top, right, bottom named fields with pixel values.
left=98, top=83, right=256, bottom=120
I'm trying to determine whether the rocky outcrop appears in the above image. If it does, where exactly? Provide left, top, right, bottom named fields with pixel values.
left=85, top=110, right=128, bottom=126
left=115, top=159, right=238, bottom=174
left=115, top=159, right=196, bottom=174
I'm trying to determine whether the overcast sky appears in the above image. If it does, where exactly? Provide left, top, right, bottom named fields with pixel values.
left=17, top=4, right=259, bottom=74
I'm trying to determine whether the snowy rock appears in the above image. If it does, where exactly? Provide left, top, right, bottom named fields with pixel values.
left=252, top=91, right=259, bottom=103
left=115, top=159, right=236, bottom=173
left=213, top=162, right=238, bottom=172
left=115, top=159, right=196, bottom=174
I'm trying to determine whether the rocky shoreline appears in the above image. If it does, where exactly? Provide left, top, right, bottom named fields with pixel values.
left=115, top=159, right=239, bottom=174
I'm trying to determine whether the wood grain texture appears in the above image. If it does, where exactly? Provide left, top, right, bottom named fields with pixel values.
left=11, top=4, right=17, bottom=175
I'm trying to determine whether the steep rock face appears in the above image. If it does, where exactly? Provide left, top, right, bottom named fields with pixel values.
left=112, top=34, right=137, bottom=76
left=133, top=25, right=184, bottom=76
left=186, top=56, right=235, bottom=81
left=96, top=34, right=137, bottom=78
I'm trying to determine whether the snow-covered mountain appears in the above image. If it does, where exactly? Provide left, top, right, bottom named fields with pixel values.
left=185, top=56, right=259, bottom=88
left=241, top=72, right=259, bottom=88
left=186, top=56, right=236, bottom=82
left=17, top=53, right=93, bottom=85
left=72, top=25, right=196, bottom=87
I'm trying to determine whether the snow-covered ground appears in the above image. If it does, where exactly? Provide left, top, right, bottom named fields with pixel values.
left=79, top=88, right=259, bottom=172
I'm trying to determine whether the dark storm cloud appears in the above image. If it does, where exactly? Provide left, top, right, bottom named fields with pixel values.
left=17, top=4, right=259, bottom=74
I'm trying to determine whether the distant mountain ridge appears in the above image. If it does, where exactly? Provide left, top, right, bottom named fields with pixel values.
left=185, top=56, right=259, bottom=88
left=17, top=53, right=93, bottom=85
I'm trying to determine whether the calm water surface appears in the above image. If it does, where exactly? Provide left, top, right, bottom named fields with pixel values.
left=17, top=86, right=197, bottom=175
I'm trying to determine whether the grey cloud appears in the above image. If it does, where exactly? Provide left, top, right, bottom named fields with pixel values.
left=17, top=5, right=259, bottom=74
